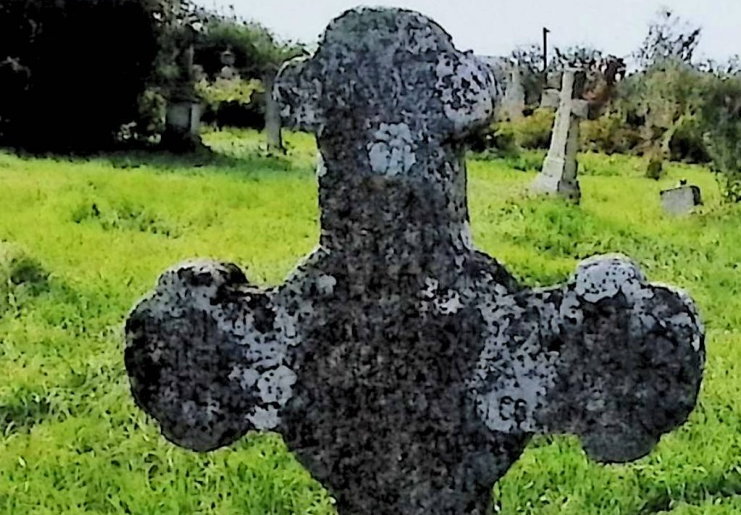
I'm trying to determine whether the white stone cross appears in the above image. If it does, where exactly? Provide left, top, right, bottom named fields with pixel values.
left=532, top=68, right=589, bottom=202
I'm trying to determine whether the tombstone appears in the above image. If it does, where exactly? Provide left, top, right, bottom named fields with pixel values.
left=661, top=180, right=702, bottom=215
left=192, top=64, right=206, bottom=83
left=540, top=71, right=562, bottom=109
left=540, top=88, right=560, bottom=109
left=500, top=64, right=526, bottom=120
left=532, top=68, right=588, bottom=202
left=164, top=98, right=202, bottom=146
left=123, top=8, right=705, bottom=515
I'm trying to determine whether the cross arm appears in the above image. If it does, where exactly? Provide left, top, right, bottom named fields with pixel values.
left=472, top=254, right=705, bottom=463
left=124, top=260, right=301, bottom=452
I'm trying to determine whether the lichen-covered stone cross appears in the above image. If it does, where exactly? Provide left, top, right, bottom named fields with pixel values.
left=124, top=7, right=705, bottom=515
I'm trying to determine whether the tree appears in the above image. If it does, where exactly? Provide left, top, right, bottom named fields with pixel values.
left=549, top=46, right=626, bottom=116
left=635, top=7, right=702, bottom=69
left=0, top=0, right=163, bottom=153
left=508, top=45, right=547, bottom=107
left=192, top=7, right=307, bottom=151
left=628, top=8, right=705, bottom=176
left=699, top=62, right=741, bottom=201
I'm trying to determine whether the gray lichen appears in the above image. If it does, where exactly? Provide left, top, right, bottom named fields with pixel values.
left=125, top=7, right=705, bottom=515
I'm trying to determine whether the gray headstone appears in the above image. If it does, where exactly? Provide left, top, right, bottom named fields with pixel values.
left=164, top=101, right=202, bottom=139
left=501, top=64, right=526, bottom=120
left=540, top=88, right=560, bottom=109
left=124, top=8, right=705, bottom=515
left=532, top=69, right=588, bottom=202
left=661, top=183, right=702, bottom=215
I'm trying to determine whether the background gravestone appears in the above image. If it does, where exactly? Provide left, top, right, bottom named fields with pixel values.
left=661, top=181, right=703, bottom=215
left=163, top=25, right=202, bottom=152
left=124, top=7, right=706, bottom=515
left=540, top=71, right=563, bottom=109
left=500, top=64, right=526, bottom=120
left=532, top=68, right=588, bottom=202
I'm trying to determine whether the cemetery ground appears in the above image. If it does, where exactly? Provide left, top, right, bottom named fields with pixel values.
left=1, top=128, right=740, bottom=515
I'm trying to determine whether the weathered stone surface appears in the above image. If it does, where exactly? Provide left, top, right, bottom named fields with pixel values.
left=532, top=69, right=588, bottom=202
left=540, top=88, right=560, bottom=109
left=124, top=7, right=706, bottom=515
left=661, top=182, right=702, bottom=215
left=500, top=64, right=526, bottom=120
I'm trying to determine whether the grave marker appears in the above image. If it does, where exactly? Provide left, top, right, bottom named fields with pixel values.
left=661, top=180, right=702, bottom=215
left=125, top=8, right=705, bottom=514
left=532, top=68, right=588, bottom=202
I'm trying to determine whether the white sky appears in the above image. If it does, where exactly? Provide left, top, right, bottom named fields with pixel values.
left=196, top=0, right=740, bottom=62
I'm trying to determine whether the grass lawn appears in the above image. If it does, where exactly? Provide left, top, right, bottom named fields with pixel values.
left=1, top=129, right=739, bottom=514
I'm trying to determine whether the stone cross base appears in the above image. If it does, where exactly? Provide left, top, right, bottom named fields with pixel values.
left=163, top=99, right=203, bottom=152
left=531, top=156, right=582, bottom=202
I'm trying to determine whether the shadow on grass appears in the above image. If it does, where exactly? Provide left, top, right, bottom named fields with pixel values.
left=1, top=140, right=300, bottom=174
left=102, top=143, right=296, bottom=173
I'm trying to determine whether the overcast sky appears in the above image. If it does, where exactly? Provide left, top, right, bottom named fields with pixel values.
left=196, top=0, right=740, bottom=63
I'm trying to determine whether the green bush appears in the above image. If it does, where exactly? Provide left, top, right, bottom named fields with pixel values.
left=467, top=122, right=519, bottom=158
left=581, top=113, right=642, bottom=155
left=669, top=114, right=710, bottom=163
left=469, top=109, right=555, bottom=156
left=135, top=89, right=168, bottom=142
left=507, top=108, right=556, bottom=150
left=197, top=78, right=266, bottom=129
left=700, top=74, right=741, bottom=202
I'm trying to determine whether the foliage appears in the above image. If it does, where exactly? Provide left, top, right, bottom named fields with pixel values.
left=0, top=130, right=739, bottom=515
left=634, top=8, right=702, bottom=69
left=508, top=45, right=546, bottom=107
left=497, top=108, right=555, bottom=150
left=624, top=59, right=709, bottom=160
left=506, top=44, right=626, bottom=113
left=580, top=113, right=642, bottom=155
left=193, top=8, right=306, bottom=81
left=196, top=78, right=266, bottom=129
left=699, top=73, right=741, bottom=202
left=550, top=46, right=626, bottom=106
left=0, top=0, right=162, bottom=152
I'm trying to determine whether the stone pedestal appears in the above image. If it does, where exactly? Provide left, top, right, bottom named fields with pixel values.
left=163, top=98, right=202, bottom=152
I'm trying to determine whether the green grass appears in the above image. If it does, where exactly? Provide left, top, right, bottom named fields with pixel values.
left=1, top=129, right=739, bottom=514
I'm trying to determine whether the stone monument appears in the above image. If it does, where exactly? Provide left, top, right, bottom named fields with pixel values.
left=532, top=68, right=588, bottom=202
left=661, top=180, right=702, bottom=215
left=500, top=64, right=526, bottom=120
left=163, top=25, right=202, bottom=152
left=124, top=8, right=705, bottom=515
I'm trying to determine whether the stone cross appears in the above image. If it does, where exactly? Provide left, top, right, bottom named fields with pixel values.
left=532, top=68, right=588, bottom=202
left=124, top=8, right=705, bottom=515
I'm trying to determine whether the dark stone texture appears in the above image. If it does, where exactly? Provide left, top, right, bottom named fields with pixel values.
left=124, top=7, right=705, bottom=515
